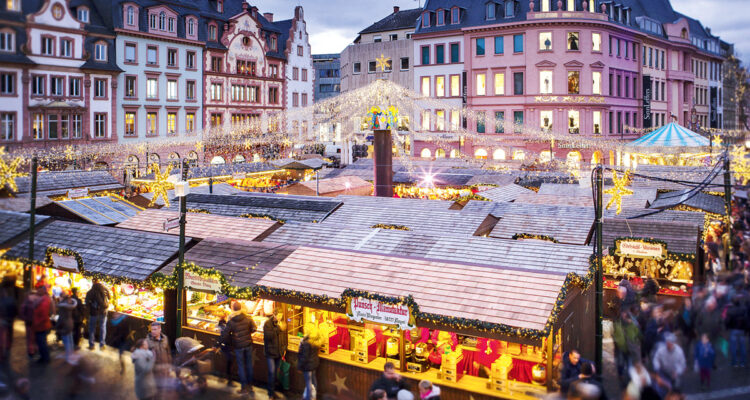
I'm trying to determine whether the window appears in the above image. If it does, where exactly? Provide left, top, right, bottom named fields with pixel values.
left=389, top=34, right=398, bottom=41
left=292, top=93, right=299, bottom=107
left=41, top=36, right=53, bottom=55
left=186, top=51, right=195, bottom=69
left=436, top=76, right=445, bottom=97
left=211, top=56, right=222, bottom=72
left=168, top=17, right=174, bottom=33
left=513, top=34, right=523, bottom=53
left=625, top=76, right=629, bottom=97
left=268, top=87, right=278, bottom=103
left=373, top=36, right=382, bottom=43
left=60, top=39, right=71, bottom=57
left=540, top=71, right=553, bottom=94
left=147, top=112, right=157, bottom=134
left=95, top=43, right=107, bottom=61
left=505, top=1, right=515, bottom=17
left=186, top=81, right=195, bottom=100
left=32, top=114, right=43, bottom=139
left=94, top=113, right=106, bottom=137
left=159, top=12, right=165, bottom=30
left=147, top=78, right=157, bottom=99
left=123, top=76, right=136, bottom=98
left=436, top=110, right=445, bottom=131
left=494, top=73, right=505, bottom=95
left=539, top=32, right=552, bottom=51
left=48, top=114, right=57, bottom=139
left=400, top=57, right=409, bottom=70
left=50, top=76, right=64, bottom=96
left=368, top=61, right=376, bottom=73
left=211, top=83, right=222, bottom=101
left=210, top=113, right=221, bottom=127
left=567, top=0, right=575, bottom=10
left=0, top=113, right=14, bottom=140
left=125, top=43, right=136, bottom=63
left=217, top=0, right=223, bottom=12
left=127, top=6, right=134, bottom=25
left=186, top=113, right=195, bottom=133
left=188, top=19, right=195, bottom=37
left=476, top=38, right=485, bottom=56
left=450, top=75, right=460, bottom=97
left=541, top=0, right=551, bottom=11
left=422, top=12, right=430, bottom=28
left=450, top=43, right=460, bottom=62
left=94, top=78, right=106, bottom=98
left=593, top=111, right=601, bottom=134
left=167, top=112, right=176, bottom=135
left=495, top=111, right=505, bottom=133
left=302, top=93, right=308, bottom=107
left=494, top=36, right=504, bottom=55
left=476, top=73, right=486, bottom=96
left=71, top=115, right=81, bottom=138
left=617, top=75, right=621, bottom=97
left=568, top=71, right=580, bottom=94
left=69, top=77, right=80, bottom=97
left=451, top=7, right=459, bottom=24
left=421, top=76, right=430, bottom=97
left=6, top=0, right=19, bottom=11
left=77, top=7, right=89, bottom=23
left=592, top=33, right=601, bottom=52
left=167, top=48, right=177, bottom=67
left=353, top=62, right=361, bottom=74
left=31, top=76, right=44, bottom=96
left=616, top=38, right=621, bottom=57
left=302, top=69, right=308, bottom=81
left=421, top=46, right=430, bottom=65
left=147, top=46, right=157, bottom=65
left=540, top=110, right=553, bottom=131
left=0, top=31, right=13, bottom=52
left=0, top=72, right=13, bottom=95
left=513, top=72, right=524, bottom=95
left=592, top=71, right=601, bottom=94
left=293, top=67, right=299, bottom=80
left=436, top=44, right=445, bottom=64
left=513, top=111, right=523, bottom=133
left=486, top=3, right=496, bottom=19
left=421, top=111, right=430, bottom=130
left=477, top=111, right=485, bottom=133
left=624, top=40, right=629, bottom=58
left=150, top=14, right=156, bottom=29
left=209, top=24, right=217, bottom=41
left=125, top=111, right=136, bottom=136
left=167, top=79, right=177, bottom=100
left=568, top=110, right=580, bottom=133
left=450, top=110, right=460, bottom=130
left=567, top=32, right=579, bottom=51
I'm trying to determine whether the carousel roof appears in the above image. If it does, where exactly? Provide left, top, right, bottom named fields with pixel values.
left=627, top=123, right=710, bottom=149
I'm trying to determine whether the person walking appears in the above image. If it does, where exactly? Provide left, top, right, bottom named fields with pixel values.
left=110, top=312, right=131, bottom=373
left=132, top=338, right=157, bottom=400
left=70, top=288, right=84, bottom=350
left=369, top=362, right=409, bottom=400
left=694, top=333, right=716, bottom=389
left=652, top=333, right=686, bottom=390
left=85, top=279, right=111, bottom=350
left=220, top=302, right=256, bottom=395
left=146, top=321, right=171, bottom=397
left=31, top=285, right=54, bottom=364
left=263, top=313, right=283, bottom=399
left=297, top=330, right=320, bottom=400
left=0, top=276, right=17, bottom=364
left=55, top=291, right=77, bottom=360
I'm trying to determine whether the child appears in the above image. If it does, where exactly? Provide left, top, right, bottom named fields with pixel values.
left=694, top=333, right=716, bottom=389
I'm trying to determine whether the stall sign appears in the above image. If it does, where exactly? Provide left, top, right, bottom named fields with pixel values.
left=51, top=253, right=80, bottom=273
left=233, top=173, right=246, bottom=180
left=163, top=217, right=180, bottom=232
left=184, top=270, right=221, bottom=293
left=347, top=297, right=413, bottom=330
left=67, top=188, right=89, bottom=199
left=616, top=240, right=665, bottom=259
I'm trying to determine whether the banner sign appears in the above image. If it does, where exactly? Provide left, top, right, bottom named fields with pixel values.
left=642, top=75, right=652, bottom=129
left=67, top=188, right=89, bottom=199
left=50, top=253, right=81, bottom=273
left=347, top=297, right=413, bottom=330
left=184, top=270, right=222, bottom=293
left=616, top=240, right=666, bottom=259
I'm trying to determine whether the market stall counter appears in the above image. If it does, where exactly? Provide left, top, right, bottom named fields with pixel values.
left=159, top=239, right=595, bottom=399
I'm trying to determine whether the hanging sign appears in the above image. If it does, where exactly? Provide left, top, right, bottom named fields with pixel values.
left=184, top=270, right=222, bottom=293
left=50, top=253, right=80, bottom=273
left=616, top=240, right=666, bottom=259
left=346, top=297, right=413, bottom=330
left=163, top=217, right=180, bottom=232
left=67, top=188, right=89, bottom=199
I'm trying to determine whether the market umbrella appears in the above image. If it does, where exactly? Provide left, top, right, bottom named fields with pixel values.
left=626, top=122, right=710, bottom=149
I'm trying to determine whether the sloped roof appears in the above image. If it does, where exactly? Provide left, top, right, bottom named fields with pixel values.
left=53, top=195, right=142, bottom=225
left=335, top=194, right=454, bottom=210
left=139, top=183, right=243, bottom=207
left=12, top=170, right=123, bottom=197
left=489, top=213, right=593, bottom=245
left=649, top=189, right=725, bottom=215
left=478, top=184, right=534, bottom=202
left=0, top=210, right=50, bottom=249
left=602, top=218, right=700, bottom=254
left=359, top=7, right=421, bottom=34
left=285, top=176, right=371, bottom=195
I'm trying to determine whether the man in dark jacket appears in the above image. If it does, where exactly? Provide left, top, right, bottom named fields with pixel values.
left=55, top=292, right=77, bottom=359
left=297, top=333, right=320, bottom=400
left=369, top=362, right=408, bottom=400
left=70, top=288, right=84, bottom=350
left=0, top=276, right=17, bottom=364
left=559, top=349, right=590, bottom=395
left=726, top=295, right=748, bottom=367
left=263, top=313, right=283, bottom=399
left=570, top=362, right=608, bottom=400
left=221, top=302, right=257, bottom=395
left=85, top=279, right=110, bottom=350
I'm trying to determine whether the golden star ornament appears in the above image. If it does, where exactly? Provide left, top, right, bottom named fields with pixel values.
left=375, top=53, right=391, bottom=72
left=146, top=163, right=174, bottom=207
left=604, top=170, right=633, bottom=215
left=0, top=155, right=26, bottom=193
left=731, top=145, right=750, bottom=184
left=330, top=373, right=348, bottom=394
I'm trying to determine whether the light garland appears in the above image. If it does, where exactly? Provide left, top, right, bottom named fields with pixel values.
left=512, top=233, right=559, bottom=243
left=370, top=223, right=410, bottom=231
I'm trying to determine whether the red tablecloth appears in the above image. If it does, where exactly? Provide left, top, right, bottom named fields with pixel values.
left=508, top=358, right=537, bottom=383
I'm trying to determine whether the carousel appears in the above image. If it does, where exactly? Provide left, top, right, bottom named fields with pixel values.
left=624, top=123, right=711, bottom=167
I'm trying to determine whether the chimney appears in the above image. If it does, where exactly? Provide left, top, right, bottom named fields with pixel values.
left=393, top=6, right=400, bottom=14
left=263, top=12, right=273, bottom=22
left=242, top=2, right=248, bottom=11
left=250, top=6, right=258, bottom=18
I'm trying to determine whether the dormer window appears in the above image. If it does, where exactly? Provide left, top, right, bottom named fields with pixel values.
left=187, top=18, right=195, bottom=37
left=589, top=0, right=595, bottom=12
left=681, top=28, right=688, bottom=39
left=94, top=42, right=107, bottom=61
left=270, top=36, right=277, bottom=51
left=6, top=0, right=20, bottom=12
left=505, top=1, right=515, bottom=18
left=217, top=0, right=223, bottom=13
left=541, top=0, right=551, bottom=12
left=567, top=0, right=575, bottom=11
left=168, top=17, right=174, bottom=32
left=149, top=14, right=156, bottom=29
left=159, top=12, right=165, bottom=30
left=451, top=7, right=459, bottom=24
left=486, top=3, right=496, bottom=20
left=0, top=30, right=14, bottom=52
left=126, top=6, right=134, bottom=25
left=436, top=9, right=444, bottom=25
left=208, top=24, right=217, bottom=41
left=78, top=7, right=89, bottom=23
left=625, top=9, right=630, bottom=24
left=422, top=11, right=430, bottom=28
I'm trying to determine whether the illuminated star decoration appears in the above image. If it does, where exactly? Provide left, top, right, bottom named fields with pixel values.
left=0, top=154, right=26, bottom=193
left=330, top=373, right=348, bottom=394
left=146, top=162, right=174, bottom=208
left=712, top=135, right=723, bottom=148
left=64, top=145, right=76, bottom=161
left=375, top=53, right=391, bottom=72
left=604, top=170, right=633, bottom=215
left=194, top=141, right=203, bottom=152
left=730, top=145, right=750, bottom=184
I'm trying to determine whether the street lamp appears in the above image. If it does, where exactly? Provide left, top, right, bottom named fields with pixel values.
left=175, top=158, right=190, bottom=338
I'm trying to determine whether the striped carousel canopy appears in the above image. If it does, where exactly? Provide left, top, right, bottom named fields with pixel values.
left=627, top=122, right=710, bottom=148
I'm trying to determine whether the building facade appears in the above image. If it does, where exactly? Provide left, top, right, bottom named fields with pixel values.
left=277, top=7, right=314, bottom=142
left=313, top=53, right=340, bottom=102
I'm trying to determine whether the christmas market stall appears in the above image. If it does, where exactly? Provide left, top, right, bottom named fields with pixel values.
left=0, top=210, right=51, bottom=281
left=10, top=170, right=124, bottom=198
left=39, top=193, right=143, bottom=226
left=1, top=220, right=193, bottom=340
left=155, top=239, right=595, bottom=400
left=278, top=176, right=373, bottom=197
left=624, top=122, right=710, bottom=167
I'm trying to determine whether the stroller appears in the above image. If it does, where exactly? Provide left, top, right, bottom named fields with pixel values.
left=173, top=337, right=217, bottom=396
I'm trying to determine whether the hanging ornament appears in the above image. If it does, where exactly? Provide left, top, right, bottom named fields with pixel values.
left=604, top=170, right=633, bottom=215
left=0, top=154, right=26, bottom=193
left=145, top=163, right=174, bottom=207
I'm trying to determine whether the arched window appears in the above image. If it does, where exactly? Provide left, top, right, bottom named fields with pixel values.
left=210, top=156, right=226, bottom=165
left=159, top=12, right=165, bottom=30
left=505, top=1, right=515, bottom=17
left=591, top=150, right=602, bottom=166
left=77, top=7, right=89, bottom=23
left=474, top=148, right=488, bottom=159
left=149, top=153, right=160, bottom=164
left=486, top=2, right=496, bottom=20
left=449, top=149, right=458, bottom=158
left=187, top=19, right=195, bottom=37
left=435, top=149, right=446, bottom=158
left=420, top=148, right=432, bottom=158
left=233, top=154, right=246, bottom=164
left=208, top=24, right=217, bottom=41
left=126, top=6, right=134, bottom=25
left=567, top=151, right=582, bottom=166
left=681, top=28, right=688, bottom=39
left=512, top=150, right=525, bottom=160
left=493, top=149, right=506, bottom=160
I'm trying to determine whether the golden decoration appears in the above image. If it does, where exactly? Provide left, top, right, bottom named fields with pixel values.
left=145, top=163, right=174, bottom=208
left=604, top=170, right=633, bottom=215
left=712, top=135, right=723, bottom=148
left=330, top=373, right=348, bottom=394
left=0, top=155, right=26, bottom=193
left=375, top=53, right=391, bottom=72
left=730, top=145, right=750, bottom=184
left=64, top=145, right=76, bottom=161
left=194, top=141, right=203, bottom=152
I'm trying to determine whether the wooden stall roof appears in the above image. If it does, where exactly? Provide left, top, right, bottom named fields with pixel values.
left=272, top=158, right=326, bottom=170
left=161, top=239, right=296, bottom=282
left=649, top=189, right=725, bottom=215
left=601, top=218, right=700, bottom=254
left=256, top=246, right=568, bottom=331
left=465, top=173, right=517, bottom=186
left=117, top=209, right=279, bottom=241
left=51, top=195, right=142, bottom=225
left=163, top=193, right=342, bottom=223
left=335, top=194, right=455, bottom=211
left=321, top=204, right=495, bottom=236
left=477, top=184, right=534, bottom=202
left=139, top=183, right=243, bottom=207
left=281, top=176, right=372, bottom=195
left=537, top=183, right=658, bottom=203
left=0, top=210, right=50, bottom=248
left=488, top=214, right=593, bottom=245
left=514, top=190, right=652, bottom=210
left=137, top=162, right=277, bottom=181
left=262, top=222, right=592, bottom=276
left=0, top=197, right=53, bottom=213
left=12, top=170, right=123, bottom=197
left=3, top=221, right=191, bottom=281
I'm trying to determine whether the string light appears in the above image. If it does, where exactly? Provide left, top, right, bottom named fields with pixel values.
left=143, top=163, right=174, bottom=207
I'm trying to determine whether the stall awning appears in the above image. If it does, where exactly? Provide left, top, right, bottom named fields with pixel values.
left=626, top=122, right=710, bottom=148
left=476, top=184, right=534, bottom=203
left=2, top=221, right=192, bottom=281
left=53, top=195, right=142, bottom=225
left=649, top=189, right=725, bottom=215
left=0, top=210, right=50, bottom=249
left=601, top=218, right=700, bottom=254
left=118, top=209, right=280, bottom=241
left=488, top=213, right=593, bottom=245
